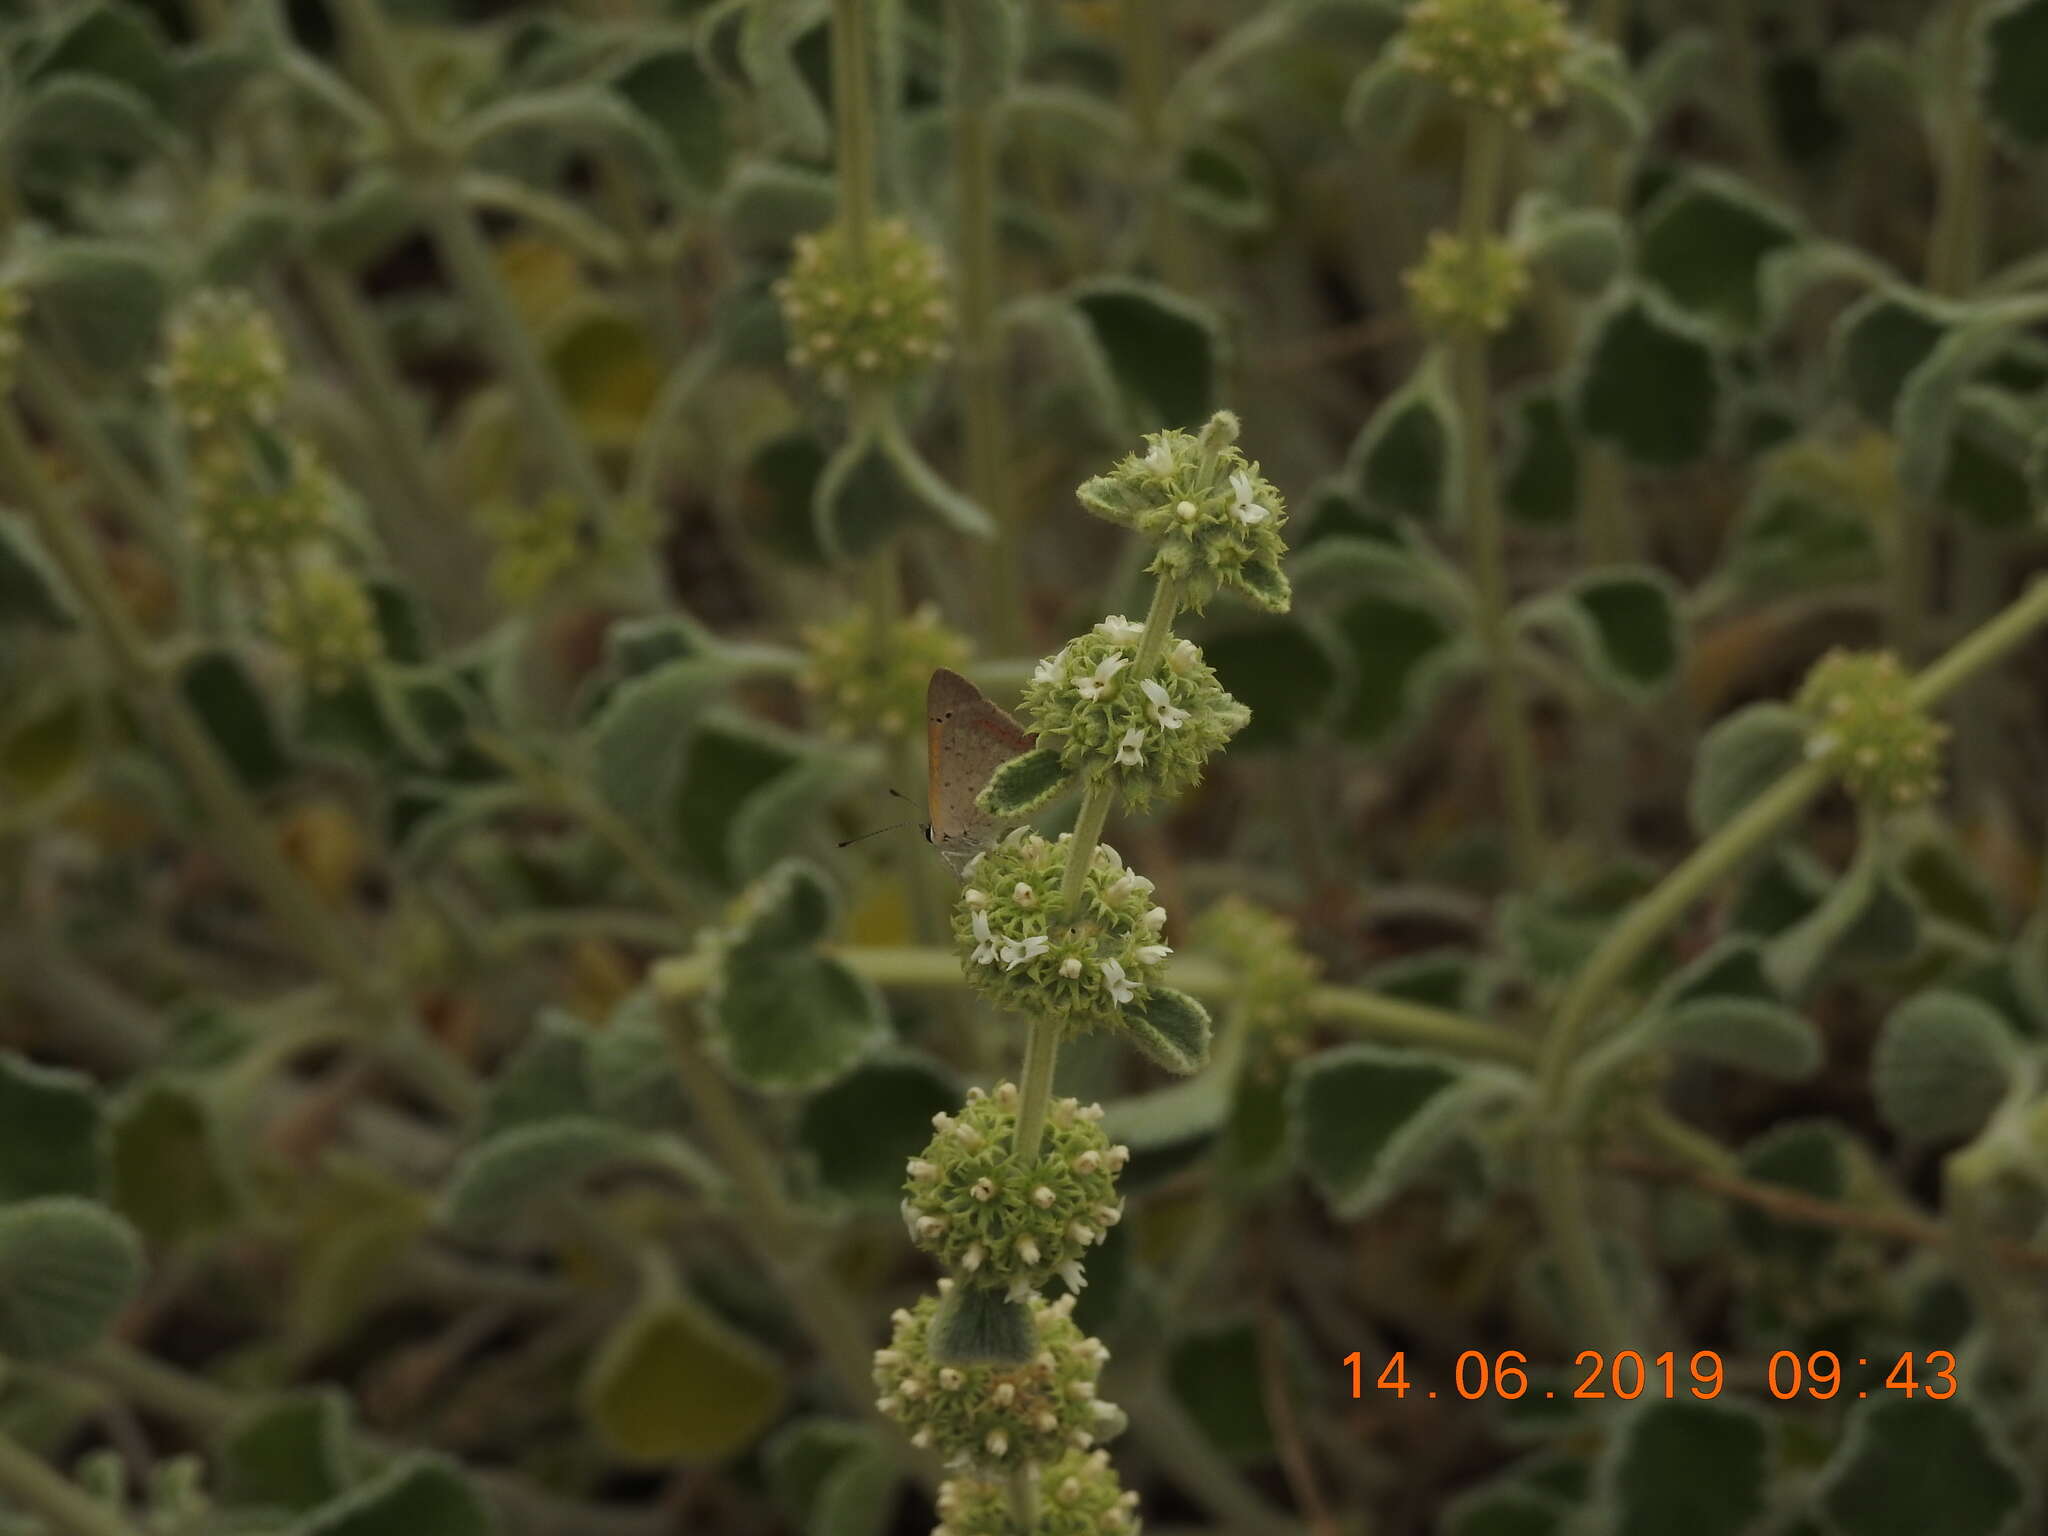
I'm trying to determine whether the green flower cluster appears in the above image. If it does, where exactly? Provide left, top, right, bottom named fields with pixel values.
left=801, top=601, right=971, bottom=742
left=935, top=1449, right=1141, bottom=1536
left=186, top=433, right=339, bottom=561
left=775, top=218, right=952, bottom=396
left=157, top=289, right=288, bottom=432
left=1192, top=896, right=1320, bottom=1057
left=1076, top=413, right=1291, bottom=616
left=1404, top=231, right=1530, bottom=336
left=953, top=831, right=1171, bottom=1032
left=259, top=561, right=383, bottom=693
left=904, top=1082, right=1127, bottom=1297
left=475, top=493, right=657, bottom=606
left=874, top=1287, right=1125, bottom=1470
left=1021, top=619, right=1248, bottom=812
left=1396, top=0, right=1571, bottom=123
left=1796, top=649, right=1947, bottom=810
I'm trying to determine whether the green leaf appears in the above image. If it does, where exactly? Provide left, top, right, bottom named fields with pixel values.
left=1502, top=386, right=1580, bottom=529
left=872, top=415, right=996, bottom=542
left=0, top=1197, right=143, bottom=1361
left=109, top=1080, right=242, bottom=1246
left=1599, top=1400, right=1769, bottom=1536
left=1831, top=289, right=1948, bottom=426
left=1176, top=133, right=1274, bottom=234
left=1574, top=289, right=1723, bottom=467
left=718, top=162, right=835, bottom=256
left=1639, top=940, right=1821, bottom=1080
left=1637, top=170, right=1801, bottom=329
left=1730, top=1120, right=1850, bottom=1263
left=1070, top=280, right=1222, bottom=429
left=1441, top=1485, right=1566, bottom=1536
left=585, top=654, right=737, bottom=828
left=1121, top=986, right=1213, bottom=1075
left=0, top=1053, right=104, bottom=1202
left=709, top=947, right=888, bottom=1092
left=946, top=0, right=1018, bottom=100
left=1718, top=439, right=1885, bottom=598
left=1332, top=592, right=1463, bottom=746
left=11, top=75, right=168, bottom=161
left=0, top=513, right=74, bottom=629
left=480, top=1011, right=593, bottom=1135
left=29, top=3, right=172, bottom=106
left=977, top=746, right=1073, bottom=818
left=580, top=1287, right=785, bottom=1463
left=1167, top=1323, right=1274, bottom=1461
left=1524, top=567, right=1685, bottom=702
left=1817, top=1397, right=2027, bottom=1536
left=796, top=1052, right=957, bottom=1207
left=589, top=989, right=690, bottom=1129
left=810, top=425, right=916, bottom=564
left=1688, top=703, right=1809, bottom=836
left=1941, top=391, right=2035, bottom=531
left=1872, top=991, right=2018, bottom=1145
left=808, top=1442, right=897, bottom=1536
left=1349, top=356, right=1458, bottom=523
left=1894, top=321, right=2024, bottom=505
left=765, top=1419, right=881, bottom=1531
left=1980, top=0, right=2048, bottom=147
left=1561, top=39, right=1646, bottom=140
left=1290, top=1045, right=1517, bottom=1219
left=1343, top=52, right=1423, bottom=143
left=441, top=1118, right=674, bottom=1240
left=929, top=1284, right=1036, bottom=1365
left=675, top=715, right=872, bottom=889
left=180, top=648, right=292, bottom=795
left=459, top=87, right=682, bottom=201
left=308, top=171, right=417, bottom=270
left=1102, top=1070, right=1233, bottom=1152
left=289, top=1456, right=492, bottom=1536
left=1201, top=617, right=1341, bottom=750
left=739, top=0, right=830, bottom=160
left=611, top=45, right=727, bottom=194
left=220, top=1391, right=355, bottom=1514
left=20, top=239, right=171, bottom=374
left=1765, top=835, right=1920, bottom=998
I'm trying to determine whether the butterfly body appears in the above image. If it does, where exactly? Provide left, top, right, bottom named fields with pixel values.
left=926, top=668, right=1034, bottom=873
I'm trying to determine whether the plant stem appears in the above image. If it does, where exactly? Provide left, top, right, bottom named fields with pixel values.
left=0, top=1432, right=146, bottom=1536
left=1451, top=110, right=1544, bottom=887
left=16, top=351, right=176, bottom=562
left=1530, top=573, right=2048, bottom=1341
left=947, top=0, right=1022, bottom=650
left=1007, top=1464, right=1039, bottom=1534
left=1012, top=1014, right=1062, bottom=1156
left=327, top=0, right=613, bottom=525
left=831, top=0, right=878, bottom=259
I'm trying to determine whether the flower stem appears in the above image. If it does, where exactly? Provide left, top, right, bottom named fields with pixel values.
left=1012, top=1013, right=1062, bottom=1157
left=1530, top=573, right=2048, bottom=1341
left=0, top=1432, right=146, bottom=1536
left=1007, top=1463, right=1039, bottom=1533
left=1451, top=110, right=1544, bottom=887
left=831, top=0, right=878, bottom=260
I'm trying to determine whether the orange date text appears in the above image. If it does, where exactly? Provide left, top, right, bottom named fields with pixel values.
left=1343, top=1350, right=1957, bottom=1402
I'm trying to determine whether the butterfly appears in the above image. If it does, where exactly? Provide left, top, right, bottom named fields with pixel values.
left=925, top=667, right=1035, bottom=873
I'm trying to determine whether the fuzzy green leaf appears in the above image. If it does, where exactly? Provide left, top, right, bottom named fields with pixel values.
left=796, top=1052, right=957, bottom=1207
left=180, top=648, right=292, bottom=795
left=586, top=655, right=739, bottom=826
left=589, top=990, right=689, bottom=1130
left=1637, top=170, right=1801, bottom=329
left=1525, top=567, right=1685, bottom=702
left=1872, top=991, right=2018, bottom=1145
left=1730, top=1120, right=1850, bottom=1263
left=220, top=1391, right=355, bottom=1514
left=1120, top=986, right=1213, bottom=1075
left=1343, top=52, right=1422, bottom=142
left=977, top=745, right=1072, bottom=818
left=1201, top=617, right=1340, bottom=750
left=1980, top=0, right=2048, bottom=147
left=1502, top=386, right=1580, bottom=529
left=1070, top=280, right=1221, bottom=429
left=480, top=1012, right=594, bottom=1136
left=1575, top=290, right=1723, bottom=466
left=580, top=1290, right=785, bottom=1463
left=1642, top=940, right=1821, bottom=1080
left=710, top=952, right=888, bottom=1092
left=1176, top=133, right=1274, bottom=233
left=442, top=1118, right=672, bottom=1239
left=0, top=1197, right=143, bottom=1360
left=1601, top=1400, right=1770, bottom=1536
left=1349, top=358, right=1458, bottom=523
left=20, top=239, right=170, bottom=374
left=930, top=1284, right=1036, bottom=1365
left=1688, top=704, right=1809, bottom=837
left=1817, top=1397, right=2027, bottom=1536
left=1831, top=290, right=1948, bottom=426
left=1167, top=1323, right=1274, bottom=1461
left=0, top=1053, right=104, bottom=1202
left=1291, top=1046, right=1516, bottom=1219
left=611, top=45, right=727, bottom=194
left=1332, top=591, right=1464, bottom=746
left=0, top=514, right=75, bottom=630
left=675, top=716, right=873, bottom=889
left=109, top=1079, right=241, bottom=1246
left=289, top=1456, right=492, bottom=1536
left=1515, top=199, right=1627, bottom=298
left=1442, top=1486, right=1566, bottom=1536
left=1562, top=40, right=1646, bottom=140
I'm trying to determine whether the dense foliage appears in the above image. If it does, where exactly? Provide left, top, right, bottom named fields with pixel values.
left=2, top=2, right=2047, bottom=1535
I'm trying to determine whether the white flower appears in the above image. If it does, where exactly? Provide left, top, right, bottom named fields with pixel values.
left=1144, top=442, right=1174, bottom=476
left=1098, top=957, right=1136, bottom=1004
left=963, top=887, right=988, bottom=907
left=1074, top=652, right=1131, bottom=701
left=1033, top=654, right=1065, bottom=686
left=970, top=911, right=999, bottom=966
left=1000, top=935, right=1051, bottom=970
left=1135, top=942, right=1171, bottom=966
left=1140, top=905, right=1168, bottom=931
left=1057, top=1260, right=1088, bottom=1292
left=1139, top=678, right=1188, bottom=730
left=1095, top=614, right=1146, bottom=646
left=1175, top=499, right=1200, bottom=521
left=1115, top=728, right=1147, bottom=767
left=1013, top=881, right=1036, bottom=907
left=1167, top=637, right=1201, bottom=675
left=1059, top=956, right=1083, bottom=978
left=1229, top=469, right=1270, bottom=524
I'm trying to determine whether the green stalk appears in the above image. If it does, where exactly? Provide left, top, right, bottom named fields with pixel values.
left=831, top=0, right=879, bottom=260
left=1451, top=111, right=1544, bottom=886
left=947, top=0, right=1022, bottom=650
left=1006, top=1463, right=1039, bottom=1534
left=17, top=350, right=176, bottom=562
left=326, top=0, right=612, bottom=526
left=1530, top=574, right=2048, bottom=1341
left=0, top=1433, right=146, bottom=1536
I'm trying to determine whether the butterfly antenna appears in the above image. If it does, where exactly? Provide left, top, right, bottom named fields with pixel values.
left=837, top=821, right=913, bottom=849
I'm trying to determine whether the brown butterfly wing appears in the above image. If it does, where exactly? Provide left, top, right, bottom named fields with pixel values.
left=927, top=668, right=1035, bottom=865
